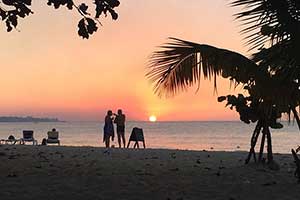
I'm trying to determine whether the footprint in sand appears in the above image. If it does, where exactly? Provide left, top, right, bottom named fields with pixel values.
left=215, top=171, right=221, bottom=176
left=169, top=168, right=179, bottom=172
left=0, top=152, right=6, bottom=156
left=8, top=155, right=17, bottom=160
left=7, top=173, right=17, bottom=178
left=262, top=181, right=277, bottom=186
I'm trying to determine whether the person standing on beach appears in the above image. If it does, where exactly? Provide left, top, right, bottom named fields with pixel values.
left=103, top=110, right=115, bottom=148
left=114, top=109, right=126, bottom=148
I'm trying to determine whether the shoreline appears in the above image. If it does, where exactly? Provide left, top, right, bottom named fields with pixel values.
left=1, top=145, right=299, bottom=199
left=1, top=121, right=299, bottom=154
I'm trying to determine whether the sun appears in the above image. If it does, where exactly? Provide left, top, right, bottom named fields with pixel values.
left=149, top=115, right=157, bottom=122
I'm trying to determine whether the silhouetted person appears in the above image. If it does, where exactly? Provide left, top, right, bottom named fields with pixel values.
left=114, top=109, right=126, bottom=148
left=103, top=110, right=115, bottom=148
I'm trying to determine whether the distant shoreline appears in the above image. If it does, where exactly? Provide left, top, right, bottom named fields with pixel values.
left=0, top=116, right=64, bottom=123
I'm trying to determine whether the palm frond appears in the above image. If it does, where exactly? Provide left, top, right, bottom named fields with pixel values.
left=147, top=38, right=258, bottom=97
left=232, top=0, right=300, bottom=51
left=252, top=40, right=295, bottom=70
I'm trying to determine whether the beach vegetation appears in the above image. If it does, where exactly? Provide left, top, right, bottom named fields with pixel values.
left=147, top=0, right=300, bottom=168
left=0, top=0, right=120, bottom=38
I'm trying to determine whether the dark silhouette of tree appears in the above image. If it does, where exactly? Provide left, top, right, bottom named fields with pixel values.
left=147, top=0, right=300, bottom=169
left=0, top=0, right=120, bottom=38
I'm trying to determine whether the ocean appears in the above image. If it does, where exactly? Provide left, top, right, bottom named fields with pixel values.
left=0, top=121, right=299, bottom=153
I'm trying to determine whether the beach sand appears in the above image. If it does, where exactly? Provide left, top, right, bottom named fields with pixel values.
left=0, top=145, right=299, bottom=200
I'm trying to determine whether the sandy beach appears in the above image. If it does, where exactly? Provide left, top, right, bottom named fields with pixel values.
left=0, top=145, right=299, bottom=200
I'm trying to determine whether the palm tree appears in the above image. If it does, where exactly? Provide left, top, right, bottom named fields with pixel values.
left=147, top=0, right=300, bottom=168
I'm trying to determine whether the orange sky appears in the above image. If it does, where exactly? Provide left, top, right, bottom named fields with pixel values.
left=0, top=0, right=250, bottom=121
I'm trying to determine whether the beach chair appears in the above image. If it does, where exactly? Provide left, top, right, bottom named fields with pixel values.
left=0, top=135, right=20, bottom=145
left=127, top=127, right=146, bottom=149
left=292, top=146, right=300, bottom=183
left=20, top=130, right=37, bottom=145
left=46, top=130, right=60, bottom=145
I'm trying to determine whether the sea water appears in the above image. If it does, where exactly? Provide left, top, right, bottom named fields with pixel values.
left=0, top=121, right=299, bottom=153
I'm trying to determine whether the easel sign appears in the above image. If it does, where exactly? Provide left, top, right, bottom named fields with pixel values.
left=127, top=127, right=146, bottom=149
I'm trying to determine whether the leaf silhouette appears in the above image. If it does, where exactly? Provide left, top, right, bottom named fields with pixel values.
left=79, top=3, right=88, bottom=14
left=78, top=17, right=98, bottom=39
left=0, top=0, right=119, bottom=38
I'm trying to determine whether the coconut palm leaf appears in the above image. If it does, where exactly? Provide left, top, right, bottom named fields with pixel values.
left=252, top=40, right=296, bottom=72
left=147, top=38, right=258, bottom=97
left=232, top=0, right=300, bottom=50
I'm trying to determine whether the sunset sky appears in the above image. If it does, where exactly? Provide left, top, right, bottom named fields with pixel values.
left=0, top=0, right=250, bottom=121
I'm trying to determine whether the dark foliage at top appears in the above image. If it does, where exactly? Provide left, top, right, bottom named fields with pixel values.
left=0, top=0, right=120, bottom=38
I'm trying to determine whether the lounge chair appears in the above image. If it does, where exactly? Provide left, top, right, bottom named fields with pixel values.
left=292, top=146, right=300, bottom=183
left=46, top=130, right=60, bottom=145
left=0, top=135, right=21, bottom=145
left=127, top=127, right=146, bottom=149
left=20, top=130, right=37, bottom=145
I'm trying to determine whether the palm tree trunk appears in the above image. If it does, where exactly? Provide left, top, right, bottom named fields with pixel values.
left=245, top=120, right=262, bottom=164
left=292, top=107, right=300, bottom=131
left=265, top=125, right=273, bottom=163
left=258, top=131, right=266, bottom=162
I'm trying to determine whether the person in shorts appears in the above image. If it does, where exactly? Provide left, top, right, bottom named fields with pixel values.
left=114, top=109, right=126, bottom=148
